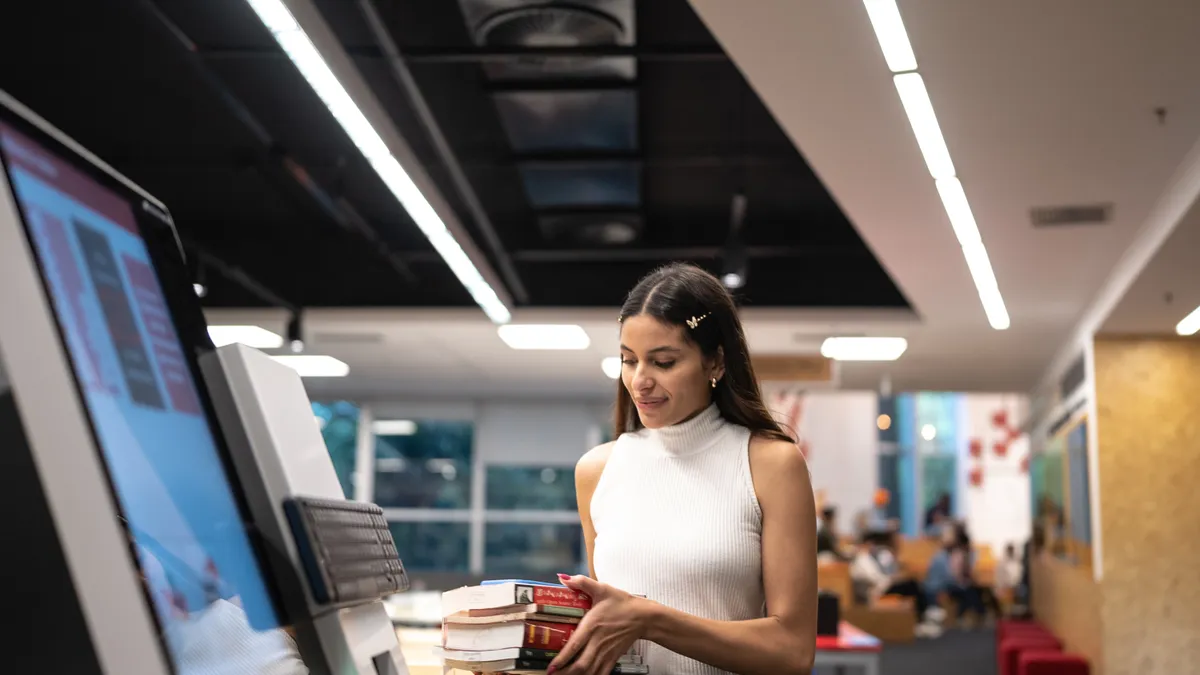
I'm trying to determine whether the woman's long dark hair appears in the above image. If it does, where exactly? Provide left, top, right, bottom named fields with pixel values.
left=614, top=263, right=793, bottom=443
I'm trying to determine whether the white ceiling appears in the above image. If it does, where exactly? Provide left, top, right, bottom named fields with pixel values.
left=689, top=0, right=1200, bottom=392
left=1102, top=194, right=1200, bottom=335
left=207, top=0, right=1200, bottom=399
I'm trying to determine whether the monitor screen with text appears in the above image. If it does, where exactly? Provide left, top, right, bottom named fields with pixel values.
left=0, top=121, right=279, bottom=667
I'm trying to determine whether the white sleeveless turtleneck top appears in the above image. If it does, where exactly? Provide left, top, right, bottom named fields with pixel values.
left=590, top=404, right=765, bottom=675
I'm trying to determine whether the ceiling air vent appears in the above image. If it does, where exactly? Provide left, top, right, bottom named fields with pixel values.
left=1030, top=203, right=1113, bottom=228
left=476, top=5, right=624, bottom=48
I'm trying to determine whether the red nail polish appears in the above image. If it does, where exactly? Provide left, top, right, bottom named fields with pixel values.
left=557, top=573, right=570, bottom=582
left=547, top=667, right=557, bottom=675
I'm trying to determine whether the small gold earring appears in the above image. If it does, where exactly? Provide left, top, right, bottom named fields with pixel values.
left=710, top=377, right=718, bottom=389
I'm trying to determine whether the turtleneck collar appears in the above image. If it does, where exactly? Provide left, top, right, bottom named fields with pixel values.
left=647, top=402, right=725, bottom=456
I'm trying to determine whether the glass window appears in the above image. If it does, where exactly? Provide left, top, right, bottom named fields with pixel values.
left=388, top=521, right=470, bottom=573
left=1033, top=434, right=1068, bottom=558
left=485, top=523, right=584, bottom=577
left=312, top=401, right=360, bottom=499
left=914, top=392, right=959, bottom=455
left=877, top=452, right=901, bottom=520
left=1066, top=422, right=1091, bottom=546
left=373, top=420, right=473, bottom=509
left=920, top=454, right=957, bottom=522
left=486, top=466, right=577, bottom=510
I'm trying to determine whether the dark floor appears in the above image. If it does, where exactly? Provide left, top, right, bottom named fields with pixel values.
left=814, top=628, right=996, bottom=675
left=879, top=629, right=996, bottom=675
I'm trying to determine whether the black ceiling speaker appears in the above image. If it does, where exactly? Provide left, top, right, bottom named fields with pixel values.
left=476, top=4, right=624, bottom=48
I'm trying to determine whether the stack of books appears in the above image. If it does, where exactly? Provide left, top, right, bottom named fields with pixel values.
left=437, top=579, right=648, bottom=674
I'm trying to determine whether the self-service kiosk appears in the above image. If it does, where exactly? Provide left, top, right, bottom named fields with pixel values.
left=0, top=89, right=409, bottom=674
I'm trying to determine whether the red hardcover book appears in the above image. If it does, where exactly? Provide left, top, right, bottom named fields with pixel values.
left=443, top=619, right=578, bottom=652
left=442, top=582, right=591, bottom=618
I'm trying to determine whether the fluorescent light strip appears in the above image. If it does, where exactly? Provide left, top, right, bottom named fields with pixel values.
left=271, top=354, right=350, bottom=377
left=960, top=240, right=1010, bottom=330
left=1176, top=305, right=1200, bottom=336
left=863, top=0, right=918, bottom=72
left=497, top=324, right=591, bottom=350
left=245, top=0, right=511, bottom=325
left=935, top=177, right=1007, bottom=328
left=372, top=419, right=417, bottom=436
left=820, top=337, right=909, bottom=361
left=893, top=73, right=955, bottom=180
left=207, top=325, right=284, bottom=349
left=934, top=177, right=982, bottom=246
left=863, top=0, right=1010, bottom=330
left=601, top=356, right=621, bottom=379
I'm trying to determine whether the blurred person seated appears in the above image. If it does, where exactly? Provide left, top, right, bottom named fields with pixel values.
left=817, top=506, right=853, bottom=562
left=866, top=488, right=898, bottom=532
left=925, top=510, right=951, bottom=540
left=925, top=523, right=991, bottom=628
left=994, top=542, right=1023, bottom=592
left=850, top=532, right=942, bottom=637
left=994, top=542, right=1026, bottom=616
left=923, top=493, right=952, bottom=539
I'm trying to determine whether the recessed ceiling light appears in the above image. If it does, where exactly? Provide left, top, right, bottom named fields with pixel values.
left=863, top=0, right=918, bottom=73
left=601, top=356, right=621, bottom=379
left=372, top=419, right=417, bottom=436
left=498, top=324, right=590, bottom=350
left=208, top=325, right=284, bottom=349
left=270, top=354, right=350, bottom=377
left=1176, top=305, right=1200, bottom=336
left=921, top=423, right=937, bottom=441
left=820, top=337, right=908, bottom=361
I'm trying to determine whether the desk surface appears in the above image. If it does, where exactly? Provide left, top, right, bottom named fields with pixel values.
left=815, top=622, right=883, bottom=653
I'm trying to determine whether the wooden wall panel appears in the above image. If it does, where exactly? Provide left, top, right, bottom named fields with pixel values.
left=1093, top=338, right=1200, bottom=675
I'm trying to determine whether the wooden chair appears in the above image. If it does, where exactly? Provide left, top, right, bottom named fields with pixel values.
left=843, top=595, right=916, bottom=644
left=816, top=561, right=853, bottom=609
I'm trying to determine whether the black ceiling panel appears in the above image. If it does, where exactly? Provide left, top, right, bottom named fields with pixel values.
left=0, top=0, right=909, bottom=312
left=520, top=162, right=641, bottom=209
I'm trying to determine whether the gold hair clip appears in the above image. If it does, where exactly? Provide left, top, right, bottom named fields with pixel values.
left=686, top=313, right=711, bottom=329
left=617, top=315, right=624, bottom=323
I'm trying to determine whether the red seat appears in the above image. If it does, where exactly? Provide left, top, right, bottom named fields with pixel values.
left=1000, top=625, right=1053, bottom=646
left=997, top=618, right=1039, bottom=632
left=999, top=636, right=1062, bottom=675
left=1018, top=650, right=1089, bottom=675
left=997, top=619, right=1046, bottom=638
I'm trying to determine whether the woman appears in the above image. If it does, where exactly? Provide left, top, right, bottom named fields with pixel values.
left=923, top=493, right=951, bottom=538
left=548, top=263, right=817, bottom=675
left=928, top=523, right=987, bottom=625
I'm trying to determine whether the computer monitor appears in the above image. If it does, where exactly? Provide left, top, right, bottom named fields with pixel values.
left=0, top=92, right=290, bottom=673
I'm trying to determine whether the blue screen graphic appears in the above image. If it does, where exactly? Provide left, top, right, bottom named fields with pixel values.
left=0, top=124, right=278, bottom=663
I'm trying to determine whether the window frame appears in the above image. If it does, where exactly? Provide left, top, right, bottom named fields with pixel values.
left=347, top=403, right=598, bottom=576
